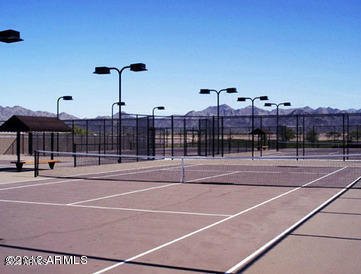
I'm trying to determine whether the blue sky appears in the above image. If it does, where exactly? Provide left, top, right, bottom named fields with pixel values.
left=1, top=0, right=360, bottom=118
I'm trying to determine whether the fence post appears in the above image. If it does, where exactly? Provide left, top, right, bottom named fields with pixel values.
left=86, top=120, right=89, bottom=153
left=302, top=115, right=305, bottom=156
left=296, top=115, right=299, bottom=159
left=183, top=118, right=187, bottom=156
left=28, top=132, right=33, bottom=155
left=221, top=116, right=224, bottom=157
left=50, top=133, right=54, bottom=160
left=171, top=115, right=174, bottom=157
left=212, top=116, right=215, bottom=157
left=347, top=114, right=349, bottom=159
left=342, top=114, right=345, bottom=161
left=103, top=119, right=106, bottom=154
left=34, top=150, right=38, bottom=177
left=73, top=143, right=77, bottom=167
left=147, top=116, right=150, bottom=156
left=136, top=115, right=139, bottom=159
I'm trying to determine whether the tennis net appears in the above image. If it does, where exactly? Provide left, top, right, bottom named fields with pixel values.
left=34, top=150, right=361, bottom=189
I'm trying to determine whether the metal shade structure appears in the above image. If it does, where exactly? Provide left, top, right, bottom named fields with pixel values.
left=0, top=115, right=71, bottom=167
left=0, top=29, right=23, bottom=43
left=0, top=116, right=71, bottom=132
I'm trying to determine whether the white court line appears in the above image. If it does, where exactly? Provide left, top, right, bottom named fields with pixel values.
left=92, top=167, right=347, bottom=274
left=67, top=183, right=179, bottom=205
left=0, top=199, right=64, bottom=207
left=73, top=204, right=231, bottom=217
left=226, top=171, right=359, bottom=273
left=187, top=171, right=244, bottom=183
left=68, top=163, right=233, bottom=205
left=187, top=169, right=281, bottom=174
left=0, top=178, right=84, bottom=191
left=186, top=169, right=329, bottom=175
left=0, top=176, right=50, bottom=186
left=0, top=163, right=187, bottom=191
left=0, top=199, right=229, bottom=217
left=67, top=164, right=202, bottom=205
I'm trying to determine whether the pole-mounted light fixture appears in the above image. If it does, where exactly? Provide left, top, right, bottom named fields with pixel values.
left=0, top=29, right=23, bottom=43
left=94, top=63, right=147, bottom=159
left=200, top=87, right=238, bottom=156
left=264, top=101, right=292, bottom=151
left=237, top=95, right=269, bottom=158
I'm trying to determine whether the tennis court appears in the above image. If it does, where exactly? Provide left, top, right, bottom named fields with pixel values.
left=0, top=152, right=360, bottom=273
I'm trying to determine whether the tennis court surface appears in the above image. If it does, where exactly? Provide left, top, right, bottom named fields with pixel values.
left=1, top=152, right=361, bottom=273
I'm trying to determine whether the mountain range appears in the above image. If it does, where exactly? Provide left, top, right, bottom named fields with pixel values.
left=185, top=104, right=361, bottom=117
left=0, top=105, right=78, bottom=121
left=0, top=104, right=360, bottom=121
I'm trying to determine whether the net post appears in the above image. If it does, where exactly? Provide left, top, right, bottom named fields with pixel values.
left=180, top=157, right=185, bottom=183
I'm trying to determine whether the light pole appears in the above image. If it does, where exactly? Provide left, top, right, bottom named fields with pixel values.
left=265, top=102, right=291, bottom=151
left=151, top=106, right=165, bottom=156
left=200, top=88, right=237, bottom=154
left=56, top=96, right=73, bottom=153
left=237, top=96, right=268, bottom=158
left=111, top=101, right=125, bottom=150
left=57, top=96, right=73, bottom=118
left=0, top=29, right=23, bottom=43
left=94, top=63, right=147, bottom=159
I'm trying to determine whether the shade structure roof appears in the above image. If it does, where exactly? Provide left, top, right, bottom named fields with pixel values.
left=0, top=115, right=71, bottom=132
left=250, top=128, right=269, bottom=135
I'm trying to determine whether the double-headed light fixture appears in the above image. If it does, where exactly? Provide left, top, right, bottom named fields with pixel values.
left=200, top=88, right=237, bottom=155
left=264, top=102, right=291, bottom=151
left=94, top=63, right=147, bottom=158
left=237, top=96, right=269, bottom=158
